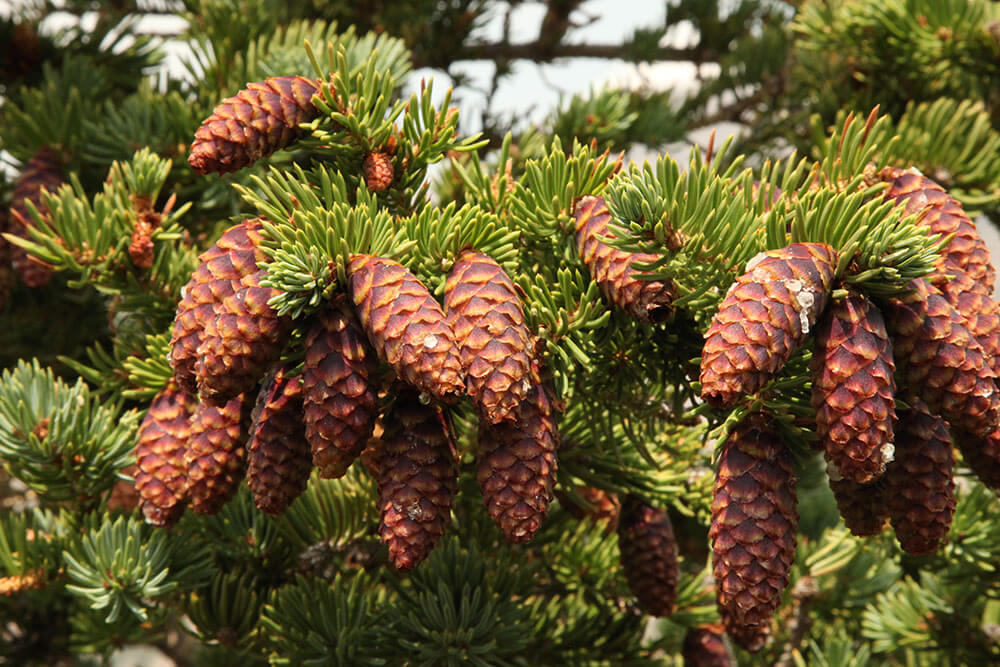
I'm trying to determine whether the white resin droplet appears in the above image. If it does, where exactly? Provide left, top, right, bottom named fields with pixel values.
left=423, top=334, right=439, bottom=349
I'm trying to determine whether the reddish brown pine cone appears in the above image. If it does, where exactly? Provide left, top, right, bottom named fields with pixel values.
left=348, top=254, right=465, bottom=403
left=188, top=76, right=321, bottom=175
left=169, top=220, right=266, bottom=394
left=884, top=278, right=1000, bottom=437
left=477, top=381, right=559, bottom=543
left=134, top=383, right=199, bottom=527
left=936, top=266, right=1000, bottom=372
left=559, top=486, right=621, bottom=533
left=828, top=473, right=889, bottom=537
left=617, top=496, right=679, bottom=617
left=363, top=151, right=394, bottom=191
left=709, top=415, right=797, bottom=653
left=8, top=146, right=64, bottom=288
left=196, top=268, right=290, bottom=405
left=885, top=400, right=956, bottom=555
left=107, top=466, right=140, bottom=514
left=186, top=395, right=252, bottom=515
left=811, top=293, right=895, bottom=484
left=955, top=429, right=1000, bottom=493
left=573, top=195, right=676, bottom=323
left=302, top=297, right=378, bottom=479
left=682, top=625, right=734, bottom=667
left=444, top=249, right=533, bottom=424
left=700, top=243, right=837, bottom=408
left=246, top=366, right=311, bottom=515
left=881, top=167, right=995, bottom=294
left=374, top=391, right=458, bottom=571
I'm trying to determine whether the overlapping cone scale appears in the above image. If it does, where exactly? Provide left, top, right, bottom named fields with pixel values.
left=375, top=391, right=458, bottom=571
left=477, top=381, right=559, bottom=544
left=682, top=624, right=734, bottom=667
left=188, top=76, right=321, bottom=175
left=828, top=474, right=889, bottom=537
left=573, top=195, right=675, bottom=323
left=709, top=415, right=797, bottom=653
left=348, top=254, right=464, bottom=403
left=134, top=383, right=199, bottom=527
left=700, top=242, right=837, bottom=408
left=885, top=399, right=956, bottom=555
left=955, top=429, right=1000, bottom=494
left=936, top=266, right=1000, bottom=373
left=169, top=220, right=266, bottom=395
left=444, top=249, right=533, bottom=424
left=302, top=297, right=378, bottom=479
left=185, top=395, right=251, bottom=515
left=884, top=278, right=1000, bottom=437
left=617, top=496, right=679, bottom=617
left=811, top=293, right=895, bottom=484
left=246, top=366, right=311, bottom=515
left=8, top=146, right=64, bottom=288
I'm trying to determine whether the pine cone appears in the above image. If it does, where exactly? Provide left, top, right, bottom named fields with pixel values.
left=682, top=625, right=734, bottom=667
left=348, top=254, right=464, bottom=403
left=811, top=293, right=895, bottom=483
left=559, top=486, right=621, bottom=533
left=701, top=243, right=837, bottom=407
left=477, top=381, right=559, bottom=543
left=196, top=268, right=290, bottom=405
left=617, top=496, right=678, bottom=617
left=828, top=472, right=889, bottom=537
left=8, top=146, right=64, bottom=288
left=169, top=220, right=266, bottom=394
left=884, top=278, right=1000, bottom=437
left=444, top=249, right=533, bottom=424
left=134, top=383, right=198, bottom=527
left=363, top=151, right=394, bottom=191
left=955, top=429, right=1000, bottom=493
left=885, top=400, right=956, bottom=555
left=246, top=366, right=311, bottom=515
left=573, top=195, right=675, bottom=323
left=710, top=415, right=797, bottom=653
left=374, top=391, right=457, bottom=571
left=188, top=76, right=321, bottom=175
left=302, top=297, right=378, bottom=479
left=936, top=266, right=1000, bottom=372
left=108, top=465, right=140, bottom=514
left=186, top=396, right=251, bottom=515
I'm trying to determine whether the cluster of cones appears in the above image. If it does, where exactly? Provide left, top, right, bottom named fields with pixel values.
left=698, top=168, right=1000, bottom=650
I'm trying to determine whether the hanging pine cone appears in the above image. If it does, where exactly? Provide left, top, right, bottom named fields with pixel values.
left=700, top=242, right=837, bottom=408
left=709, top=415, right=797, bottom=653
left=196, top=268, right=290, bottom=405
left=8, top=146, right=64, bottom=288
left=444, top=249, right=533, bottom=424
left=169, top=219, right=266, bottom=395
left=828, top=472, right=889, bottom=537
left=134, top=382, right=199, bottom=527
left=559, top=486, right=621, bottom=533
left=885, top=399, right=956, bottom=555
left=374, top=390, right=458, bottom=571
left=186, top=396, right=251, bottom=515
left=348, top=254, right=465, bottom=403
left=188, top=76, right=321, bottom=175
left=246, top=366, right=311, bottom=515
left=363, top=151, right=394, bottom=191
left=477, top=381, right=559, bottom=543
left=884, top=278, right=1000, bottom=437
left=617, top=496, right=678, bottom=617
left=955, top=429, right=1000, bottom=493
left=936, top=266, right=1000, bottom=372
left=682, top=625, right=734, bottom=667
left=573, top=195, right=676, bottom=323
left=811, top=293, right=895, bottom=484
left=301, top=297, right=378, bottom=479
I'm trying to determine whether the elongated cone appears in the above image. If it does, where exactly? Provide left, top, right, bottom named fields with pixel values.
left=617, top=496, right=679, bottom=617
left=936, top=266, right=1000, bottom=372
left=8, top=146, right=64, bottom=287
left=573, top=195, right=675, bottom=323
left=885, top=400, right=956, bottom=555
left=196, top=268, right=290, bottom=405
left=444, top=249, right=533, bottom=423
left=884, top=278, right=1000, bottom=437
left=811, top=294, right=895, bottom=483
left=246, top=367, right=311, bottom=515
left=701, top=243, right=837, bottom=408
left=828, top=469, right=889, bottom=537
left=134, top=383, right=198, bottom=527
left=881, top=167, right=995, bottom=294
left=682, top=625, right=734, bottom=667
left=169, top=220, right=266, bottom=394
left=348, top=254, right=464, bottom=402
left=375, top=391, right=457, bottom=571
left=363, top=151, right=394, bottom=191
left=477, top=381, right=559, bottom=543
left=186, top=396, right=251, bottom=514
left=302, top=297, right=378, bottom=478
left=710, top=415, right=797, bottom=653
left=559, top=486, right=621, bottom=533
left=955, top=430, right=1000, bottom=493
left=189, top=76, right=321, bottom=175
